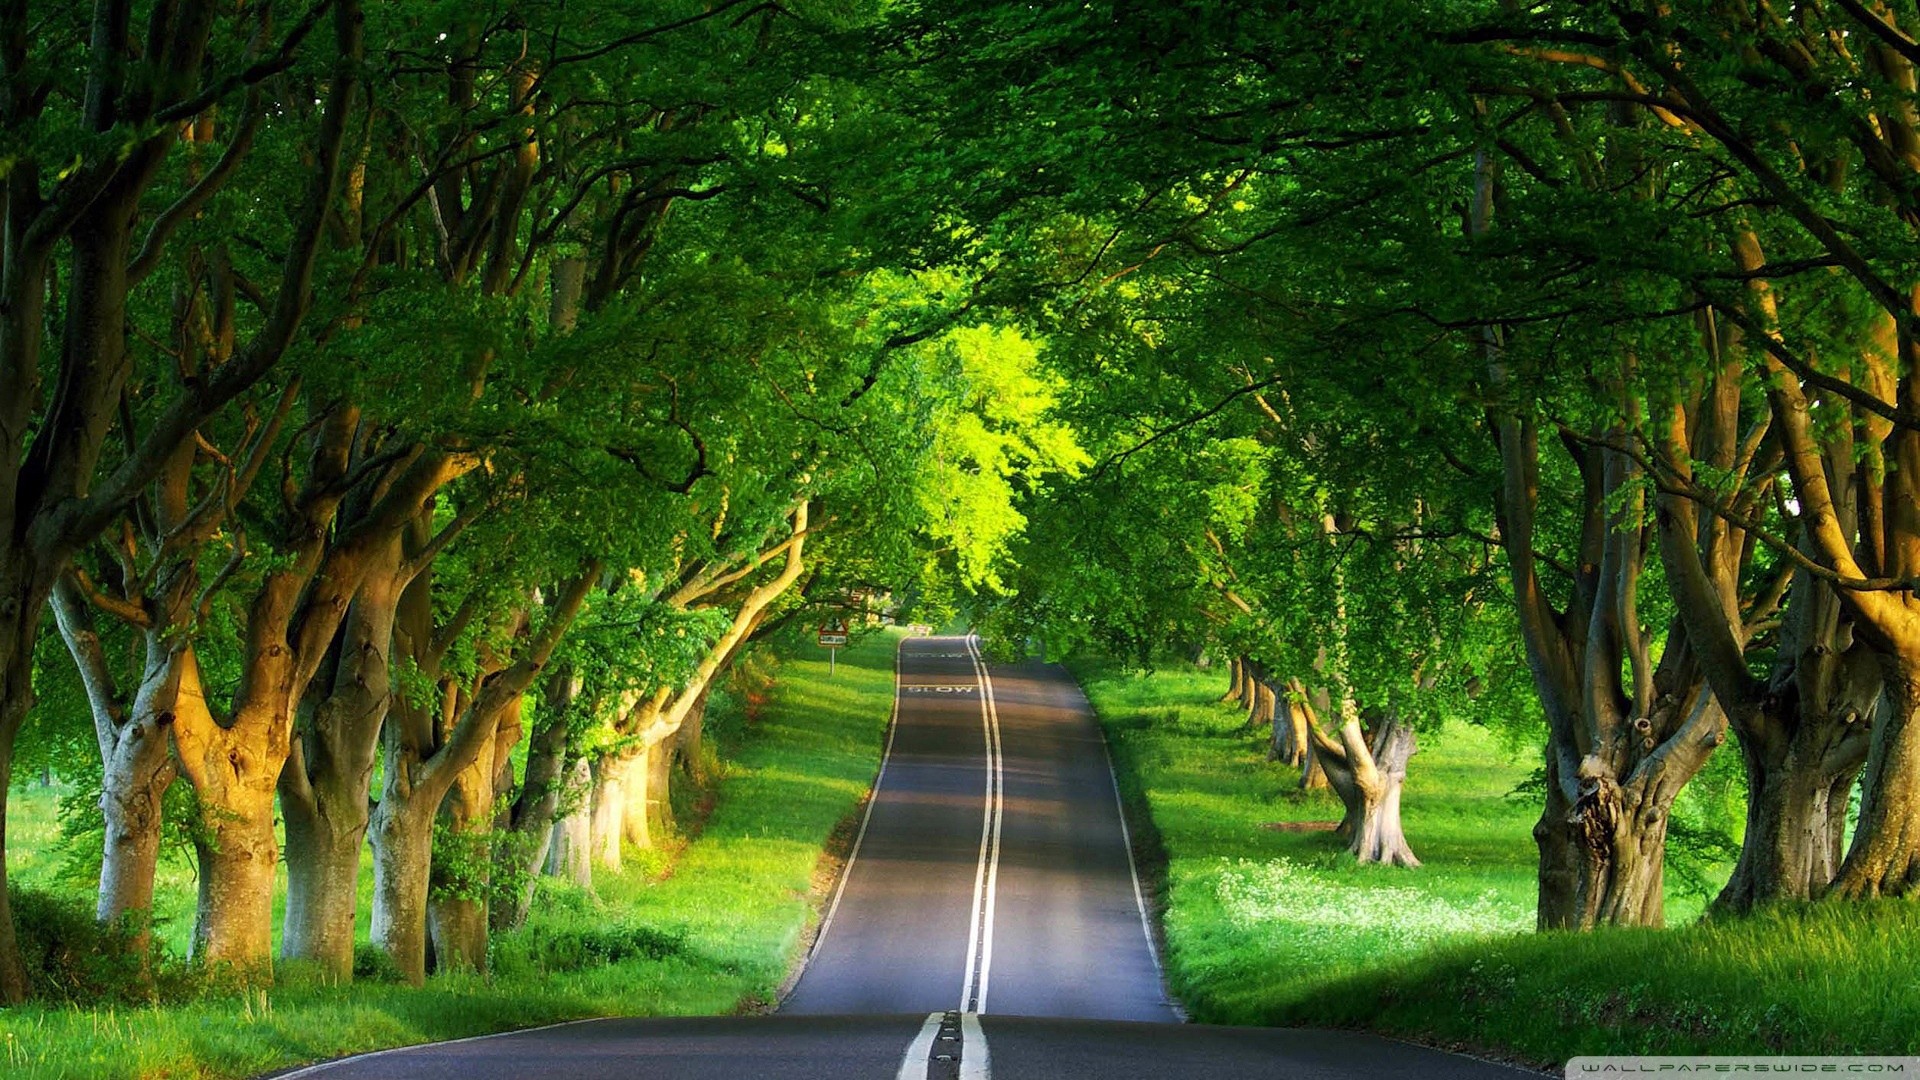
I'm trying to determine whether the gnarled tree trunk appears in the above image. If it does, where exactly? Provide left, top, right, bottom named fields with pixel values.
left=51, top=581, right=182, bottom=941
left=371, top=561, right=596, bottom=982
left=280, top=533, right=408, bottom=980
left=1711, top=589, right=1877, bottom=910
left=173, top=647, right=288, bottom=974
left=1834, top=661, right=1920, bottom=897
left=1297, top=694, right=1419, bottom=867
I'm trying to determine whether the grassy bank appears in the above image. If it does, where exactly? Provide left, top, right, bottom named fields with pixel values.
left=1074, top=658, right=1919, bottom=1065
left=0, top=628, right=900, bottom=1079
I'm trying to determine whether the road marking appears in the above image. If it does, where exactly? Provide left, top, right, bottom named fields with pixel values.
left=799, top=635, right=905, bottom=972
left=960, top=1011, right=992, bottom=1080
left=271, top=1017, right=611, bottom=1078
left=958, top=633, right=1004, bottom=1014
left=894, top=1012, right=945, bottom=1080
left=901, top=683, right=978, bottom=693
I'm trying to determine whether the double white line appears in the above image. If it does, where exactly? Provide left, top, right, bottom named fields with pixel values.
left=899, top=635, right=1004, bottom=1080
left=959, top=633, right=1004, bottom=1015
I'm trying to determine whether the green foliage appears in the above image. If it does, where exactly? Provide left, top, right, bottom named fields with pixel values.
left=493, top=910, right=691, bottom=976
left=9, top=889, right=181, bottom=1006
left=428, top=823, right=496, bottom=906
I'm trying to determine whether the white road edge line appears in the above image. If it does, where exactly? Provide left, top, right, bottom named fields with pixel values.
left=960, top=1011, right=992, bottom=1080
left=1079, top=677, right=1189, bottom=1022
left=803, top=634, right=907, bottom=968
left=270, top=1017, right=611, bottom=1078
left=894, top=1012, right=945, bottom=1080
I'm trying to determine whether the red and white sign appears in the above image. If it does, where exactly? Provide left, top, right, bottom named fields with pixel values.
left=817, top=622, right=849, bottom=648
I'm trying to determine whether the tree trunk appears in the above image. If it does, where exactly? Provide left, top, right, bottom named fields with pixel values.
left=426, top=887, right=488, bottom=975
left=94, top=642, right=182, bottom=939
left=190, top=785, right=280, bottom=974
left=173, top=644, right=289, bottom=976
left=0, top=606, right=34, bottom=1002
left=1247, top=678, right=1276, bottom=732
left=1714, top=661, right=1874, bottom=910
left=677, top=690, right=709, bottom=787
left=51, top=571, right=191, bottom=948
left=279, top=811, right=362, bottom=980
left=1833, top=661, right=1920, bottom=897
left=1310, top=711, right=1419, bottom=867
left=370, top=796, right=436, bottom=985
left=1299, top=737, right=1329, bottom=790
left=1533, top=694, right=1720, bottom=930
left=1223, top=656, right=1248, bottom=704
left=280, top=534, right=405, bottom=979
left=642, top=738, right=676, bottom=843
left=1720, top=742, right=1864, bottom=909
left=1269, top=683, right=1307, bottom=768
left=546, top=756, right=596, bottom=889
left=590, top=753, right=629, bottom=867
left=1350, top=718, right=1417, bottom=866
left=494, top=685, right=572, bottom=931
left=97, top=747, right=174, bottom=937
left=1533, top=754, right=1582, bottom=929
left=426, top=719, right=502, bottom=974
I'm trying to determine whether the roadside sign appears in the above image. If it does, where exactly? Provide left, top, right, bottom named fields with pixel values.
left=819, top=622, right=848, bottom=676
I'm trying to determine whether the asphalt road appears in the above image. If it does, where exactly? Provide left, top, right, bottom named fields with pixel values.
left=273, top=635, right=1539, bottom=1080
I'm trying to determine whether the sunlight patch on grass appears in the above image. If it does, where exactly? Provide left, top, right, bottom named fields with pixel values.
left=1213, top=857, right=1531, bottom=964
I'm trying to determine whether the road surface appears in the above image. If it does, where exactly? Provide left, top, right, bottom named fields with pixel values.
left=272, top=636, right=1537, bottom=1079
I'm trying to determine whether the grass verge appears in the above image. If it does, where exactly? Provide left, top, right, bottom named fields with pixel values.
left=1073, top=657, right=1919, bottom=1066
left=0, top=628, right=900, bottom=1080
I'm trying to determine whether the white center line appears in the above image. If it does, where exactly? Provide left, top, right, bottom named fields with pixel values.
left=894, top=1012, right=945, bottom=1080
left=958, top=633, right=1005, bottom=1014
left=960, top=1011, right=993, bottom=1080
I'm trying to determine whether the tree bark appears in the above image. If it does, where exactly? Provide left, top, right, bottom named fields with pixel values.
left=1223, top=656, right=1248, bottom=704
left=1300, top=697, right=1420, bottom=867
left=545, top=756, right=596, bottom=889
left=0, top=607, right=37, bottom=1001
left=644, top=737, right=676, bottom=842
left=1269, top=681, right=1307, bottom=768
left=50, top=579, right=183, bottom=941
left=189, top=784, right=280, bottom=972
left=370, top=563, right=596, bottom=980
left=279, top=533, right=406, bottom=979
left=588, top=753, right=630, bottom=868
left=1833, top=661, right=1920, bottom=896
left=1247, top=677, right=1276, bottom=733
left=1711, top=582, right=1877, bottom=909
left=493, top=669, right=577, bottom=931
left=369, top=795, right=436, bottom=984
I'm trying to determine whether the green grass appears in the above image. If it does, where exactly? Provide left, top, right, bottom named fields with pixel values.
left=0, top=628, right=901, bottom=1079
left=1073, top=658, right=1919, bottom=1065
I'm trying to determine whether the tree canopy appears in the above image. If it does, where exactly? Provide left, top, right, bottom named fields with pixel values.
left=5, top=0, right=1920, bottom=1004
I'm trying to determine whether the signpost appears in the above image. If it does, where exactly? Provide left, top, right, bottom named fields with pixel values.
left=818, top=621, right=849, bottom=675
